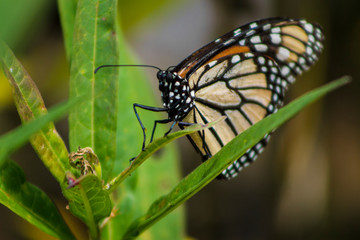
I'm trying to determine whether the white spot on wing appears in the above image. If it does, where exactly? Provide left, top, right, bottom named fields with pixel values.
left=276, top=47, right=290, bottom=61
left=275, top=86, right=282, bottom=94
left=254, top=44, right=268, bottom=52
left=250, top=22, right=258, bottom=29
left=270, top=74, right=276, bottom=82
left=288, top=75, right=295, bottom=83
left=231, top=55, right=241, bottom=64
left=249, top=150, right=255, bottom=159
left=299, top=57, right=306, bottom=66
left=224, top=39, right=235, bottom=46
left=262, top=23, right=271, bottom=31
left=272, top=93, right=279, bottom=101
left=306, top=46, right=313, bottom=55
left=233, top=29, right=241, bottom=37
left=271, top=27, right=281, bottom=33
left=246, top=29, right=256, bottom=36
left=234, top=28, right=241, bottom=34
left=271, top=67, right=278, bottom=74
left=208, top=60, right=217, bottom=68
left=315, top=29, right=322, bottom=39
left=281, top=66, right=290, bottom=76
left=255, top=143, right=263, bottom=151
left=257, top=57, right=265, bottom=64
left=270, top=34, right=281, bottom=44
left=268, top=104, right=274, bottom=112
left=308, top=35, right=315, bottom=42
left=304, top=23, right=314, bottom=33
left=250, top=36, right=261, bottom=44
left=244, top=52, right=254, bottom=58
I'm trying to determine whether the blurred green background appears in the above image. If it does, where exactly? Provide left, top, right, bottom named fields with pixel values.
left=0, top=0, right=359, bottom=239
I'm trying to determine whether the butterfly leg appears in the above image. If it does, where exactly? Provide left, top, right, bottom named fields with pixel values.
left=177, top=121, right=194, bottom=127
left=153, top=120, right=199, bottom=142
left=150, top=118, right=172, bottom=143
left=199, top=129, right=211, bottom=159
left=133, top=103, right=168, bottom=151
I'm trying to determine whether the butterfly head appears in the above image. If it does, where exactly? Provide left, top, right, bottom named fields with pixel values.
left=157, top=70, right=195, bottom=120
left=157, top=70, right=172, bottom=90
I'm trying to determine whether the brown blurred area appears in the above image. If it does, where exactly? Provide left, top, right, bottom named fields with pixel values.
left=1, top=0, right=359, bottom=239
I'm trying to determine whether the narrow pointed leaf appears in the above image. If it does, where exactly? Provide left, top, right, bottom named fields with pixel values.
left=0, top=99, right=78, bottom=167
left=63, top=174, right=112, bottom=238
left=0, top=42, right=72, bottom=182
left=123, top=76, right=351, bottom=239
left=57, top=0, right=77, bottom=60
left=0, top=161, right=75, bottom=239
left=68, top=0, right=119, bottom=181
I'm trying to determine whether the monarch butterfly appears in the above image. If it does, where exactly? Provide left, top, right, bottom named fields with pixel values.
left=97, top=17, right=324, bottom=179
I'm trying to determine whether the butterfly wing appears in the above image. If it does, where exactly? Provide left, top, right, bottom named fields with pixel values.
left=181, top=52, right=282, bottom=179
left=175, top=18, right=324, bottom=179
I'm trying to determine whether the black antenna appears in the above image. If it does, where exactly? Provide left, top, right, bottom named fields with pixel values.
left=94, top=64, right=162, bottom=74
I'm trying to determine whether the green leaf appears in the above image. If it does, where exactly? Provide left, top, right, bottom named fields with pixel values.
left=0, top=161, right=75, bottom=240
left=57, top=0, right=77, bottom=60
left=68, top=0, right=118, bottom=182
left=63, top=174, right=112, bottom=239
left=122, top=76, right=351, bottom=239
left=0, top=41, right=73, bottom=182
left=0, top=99, right=78, bottom=167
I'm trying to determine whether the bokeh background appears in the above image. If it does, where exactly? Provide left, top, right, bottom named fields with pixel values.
left=0, top=0, right=359, bottom=239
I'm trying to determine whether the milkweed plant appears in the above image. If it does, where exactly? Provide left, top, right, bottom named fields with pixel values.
left=0, top=0, right=349, bottom=239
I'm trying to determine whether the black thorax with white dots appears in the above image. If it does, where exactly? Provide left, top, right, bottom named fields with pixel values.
left=157, top=70, right=195, bottom=120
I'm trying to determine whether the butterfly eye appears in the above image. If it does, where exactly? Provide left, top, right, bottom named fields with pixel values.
left=157, top=70, right=165, bottom=81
